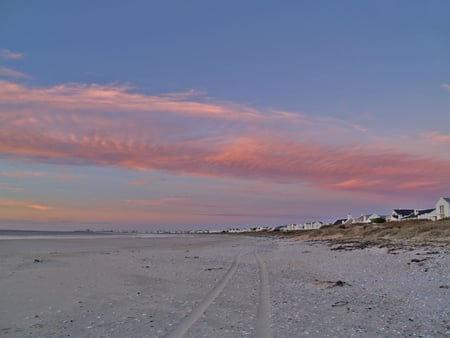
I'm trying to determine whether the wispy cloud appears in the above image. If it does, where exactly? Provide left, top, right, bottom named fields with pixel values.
left=0, top=49, right=24, bottom=60
left=0, top=183, right=24, bottom=192
left=0, top=66, right=28, bottom=78
left=0, top=171, right=45, bottom=178
left=129, top=180, right=152, bottom=186
left=442, top=83, right=450, bottom=91
left=423, top=131, right=450, bottom=145
left=0, top=199, right=53, bottom=211
left=0, top=170, right=83, bottom=182
left=125, top=196, right=190, bottom=207
left=28, top=204, right=53, bottom=211
left=1, top=79, right=449, bottom=197
left=0, top=80, right=261, bottom=120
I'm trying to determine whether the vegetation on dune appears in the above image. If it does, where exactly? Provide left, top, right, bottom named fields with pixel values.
left=370, top=217, right=386, bottom=224
left=293, top=219, right=450, bottom=243
left=231, top=219, right=450, bottom=248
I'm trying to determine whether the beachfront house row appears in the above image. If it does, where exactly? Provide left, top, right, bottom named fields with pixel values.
left=436, top=197, right=450, bottom=220
left=391, top=207, right=437, bottom=221
left=390, top=197, right=450, bottom=221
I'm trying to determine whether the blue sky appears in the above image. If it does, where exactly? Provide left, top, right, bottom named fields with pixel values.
left=0, top=1, right=449, bottom=230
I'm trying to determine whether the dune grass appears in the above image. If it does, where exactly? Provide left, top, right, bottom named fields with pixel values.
left=292, top=218, right=450, bottom=244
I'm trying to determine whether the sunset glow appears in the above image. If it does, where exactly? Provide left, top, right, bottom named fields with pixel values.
left=1, top=1, right=449, bottom=230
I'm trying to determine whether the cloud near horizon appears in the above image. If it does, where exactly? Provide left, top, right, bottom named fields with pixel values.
left=125, top=196, right=194, bottom=208
left=423, top=131, right=450, bottom=145
left=129, top=180, right=152, bottom=186
left=0, top=171, right=45, bottom=178
left=1, top=79, right=450, bottom=197
left=0, top=199, right=53, bottom=211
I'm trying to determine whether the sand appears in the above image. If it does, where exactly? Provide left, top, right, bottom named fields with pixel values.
left=0, top=234, right=448, bottom=337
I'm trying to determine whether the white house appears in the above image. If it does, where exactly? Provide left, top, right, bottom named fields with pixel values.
left=436, top=197, right=450, bottom=220
left=304, top=221, right=323, bottom=230
left=333, top=214, right=355, bottom=225
left=391, top=209, right=415, bottom=221
left=415, top=208, right=437, bottom=221
left=354, top=214, right=382, bottom=223
left=279, top=223, right=304, bottom=231
left=384, top=198, right=450, bottom=221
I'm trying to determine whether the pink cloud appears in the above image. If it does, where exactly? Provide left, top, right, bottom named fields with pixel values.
left=235, top=182, right=286, bottom=196
left=129, top=180, right=151, bottom=186
left=2, top=127, right=448, bottom=197
left=1, top=79, right=449, bottom=198
left=332, top=179, right=385, bottom=190
left=0, top=80, right=262, bottom=120
left=442, top=83, right=450, bottom=91
left=125, top=196, right=190, bottom=207
left=0, top=170, right=82, bottom=182
left=0, top=171, right=45, bottom=178
left=0, top=183, right=24, bottom=191
left=0, top=199, right=53, bottom=211
left=0, top=49, right=24, bottom=60
left=28, top=204, right=53, bottom=211
left=125, top=199, right=164, bottom=206
left=204, top=136, right=450, bottom=191
left=0, top=66, right=28, bottom=79
left=423, top=131, right=450, bottom=145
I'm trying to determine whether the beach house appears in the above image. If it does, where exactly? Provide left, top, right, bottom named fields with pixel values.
left=436, top=197, right=450, bottom=220
left=391, top=208, right=437, bottom=221
left=354, top=214, right=382, bottom=223
left=416, top=208, right=437, bottom=221
left=391, top=209, right=415, bottom=221
left=303, top=221, right=323, bottom=230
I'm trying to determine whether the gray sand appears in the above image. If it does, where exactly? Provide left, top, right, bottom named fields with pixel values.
left=0, top=235, right=448, bottom=337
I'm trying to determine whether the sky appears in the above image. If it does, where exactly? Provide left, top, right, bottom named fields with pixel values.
left=0, top=1, right=449, bottom=231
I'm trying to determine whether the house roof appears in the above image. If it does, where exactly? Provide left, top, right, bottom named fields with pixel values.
left=416, top=208, right=435, bottom=215
left=393, top=209, right=415, bottom=216
left=403, top=214, right=418, bottom=219
left=442, top=197, right=450, bottom=203
left=333, top=219, right=346, bottom=225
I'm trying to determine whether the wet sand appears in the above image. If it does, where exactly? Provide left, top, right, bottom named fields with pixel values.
left=0, top=235, right=448, bottom=337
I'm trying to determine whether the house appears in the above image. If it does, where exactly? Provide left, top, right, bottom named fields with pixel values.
left=391, top=209, right=415, bottom=221
left=333, top=214, right=355, bottom=225
left=416, top=208, right=437, bottom=221
left=391, top=208, right=437, bottom=221
left=436, top=197, right=450, bottom=220
left=354, top=214, right=381, bottom=224
left=333, top=218, right=347, bottom=225
left=279, top=223, right=304, bottom=231
left=303, top=221, right=323, bottom=230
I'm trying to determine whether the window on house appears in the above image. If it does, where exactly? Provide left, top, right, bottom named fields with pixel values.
left=440, top=205, right=445, bottom=215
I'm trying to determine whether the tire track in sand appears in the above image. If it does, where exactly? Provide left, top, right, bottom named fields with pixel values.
left=166, top=252, right=241, bottom=338
left=255, top=251, right=272, bottom=338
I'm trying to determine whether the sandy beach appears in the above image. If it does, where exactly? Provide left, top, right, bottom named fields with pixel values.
left=0, top=234, right=448, bottom=337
